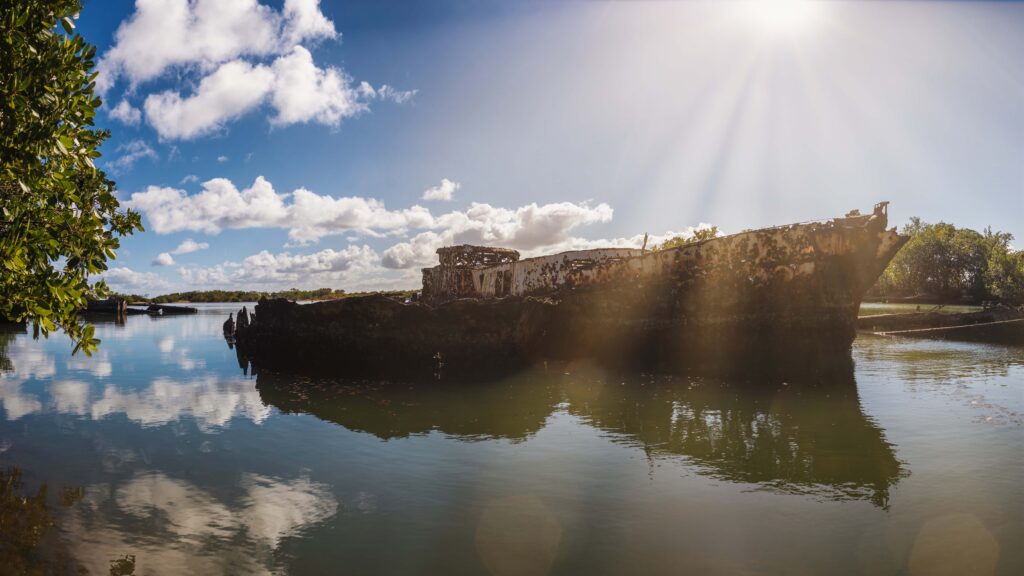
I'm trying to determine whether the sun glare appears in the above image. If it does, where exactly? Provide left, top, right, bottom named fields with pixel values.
left=740, top=0, right=820, bottom=36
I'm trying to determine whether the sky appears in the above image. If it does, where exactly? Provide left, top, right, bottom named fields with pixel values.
left=78, top=0, right=1024, bottom=295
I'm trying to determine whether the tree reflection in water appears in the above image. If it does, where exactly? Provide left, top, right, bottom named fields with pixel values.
left=255, top=358, right=905, bottom=508
left=0, top=323, right=25, bottom=372
left=0, top=467, right=88, bottom=575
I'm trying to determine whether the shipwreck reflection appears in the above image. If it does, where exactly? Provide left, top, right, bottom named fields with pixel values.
left=256, top=362, right=905, bottom=507
left=564, top=371, right=905, bottom=508
left=256, top=371, right=561, bottom=441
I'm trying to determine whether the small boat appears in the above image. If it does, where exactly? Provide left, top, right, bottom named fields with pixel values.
left=147, top=303, right=198, bottom=315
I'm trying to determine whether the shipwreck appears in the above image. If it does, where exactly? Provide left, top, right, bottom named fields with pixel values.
left=234, top=202, right=906, bottom=377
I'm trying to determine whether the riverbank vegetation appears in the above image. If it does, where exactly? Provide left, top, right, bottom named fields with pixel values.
left=115, top=288, right=418, bottom=304
left=871, top=218, right=1023, bottom=304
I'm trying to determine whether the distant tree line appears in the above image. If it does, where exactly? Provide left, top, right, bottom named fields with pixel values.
left=112, top=288, right=419, bottom=304
left=114, top=288, right=348, bottom=303
left=871, top=218, right=1024, bottom=304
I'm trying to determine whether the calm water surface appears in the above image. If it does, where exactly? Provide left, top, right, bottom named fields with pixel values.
left=1, top=304, right=1021, bottom=575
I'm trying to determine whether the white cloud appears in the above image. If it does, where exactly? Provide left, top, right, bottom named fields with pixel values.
left=217, top=155, right=229, bottom=163
left=96, top=0, right=337, bottom=94
left=281, top=0, right=337, bottom=46
left=358, top=81, right=417, bottom=104
left=106, top=139, right=158, bottom=174
left=180, top=174, right=199, bottom=184
left=100, top=1, right=413, bottom=140
left=108, top=99, right=141, bottom=125
left=179, top=245, right=378, bottom=289
left=381, top=201, right=614, bottom=269
left=99, top=267, right=172, bottom=294
left=144, top=59, right=275, bottom=140
left=127, top=176, right=289, bottom=235
left=129, top=176, right=612, bottom=249
left=171, top=239, right=209, bottom=255
left=269, top=46, right=367, bottom=126
left=421, top=178, right=459, bottom=201
left=152, top=252, right=175, bottom=266
left=287, top=187, right=433, bottom=243
left=380, top=231, right=445, bottom=269
left=126, top=176, right=433, bottom=242
left=141, top=47, right=396, bottom=140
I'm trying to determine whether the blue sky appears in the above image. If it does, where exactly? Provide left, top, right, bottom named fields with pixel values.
left=80, top=0, right=1024, bottom=295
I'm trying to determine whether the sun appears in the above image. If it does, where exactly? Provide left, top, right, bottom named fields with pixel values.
left=740, top=0, right=821, bottom=36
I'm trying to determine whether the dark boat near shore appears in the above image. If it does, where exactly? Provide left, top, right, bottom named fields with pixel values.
left=235, top=202, right=907, bottom=377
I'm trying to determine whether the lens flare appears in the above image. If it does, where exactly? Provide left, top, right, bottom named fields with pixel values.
left=741, top=0, right=820, bottom=36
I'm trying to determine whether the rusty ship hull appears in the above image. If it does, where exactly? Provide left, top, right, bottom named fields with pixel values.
left=235, top=203, right=906, bottom=377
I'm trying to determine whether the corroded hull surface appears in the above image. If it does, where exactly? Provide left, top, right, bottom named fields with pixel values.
left=236, top=203, right=906, bottom=377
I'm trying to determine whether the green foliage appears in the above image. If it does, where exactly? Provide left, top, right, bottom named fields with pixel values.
left=656, top=225, right=720, bottom=250
left=984, top=246, right=1024, bottom=303
left=874, top=218, right=1022, bottom=303
left=146, top=288, right=350, bottom=303
left=0, top=0, right=141, bottom=355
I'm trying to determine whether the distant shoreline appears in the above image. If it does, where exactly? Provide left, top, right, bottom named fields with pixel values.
left=121, top=289, right=417, bottom=306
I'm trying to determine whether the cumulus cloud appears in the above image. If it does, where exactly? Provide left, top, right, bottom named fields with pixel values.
left=99, top=267, right=172, bottom=293
left=97, top=1, right=412, bottom=140
left=108, top=99, right=141, bottom=125
left=126, top=176, right=432, bottom=242
left=127, top=176, right=289, bottom=235
left=179, top=245, right=379, bottom=288
left=106, top=139, right=158, bottom=174
left=144, top=60, right=275, bottom=140
left=153, top=252, right=175, bottom=266
left=128, top=174, right=617, bottom=267
left=171, top=239, right=209, bottom=255
left=421, top=178, right=459, bottom=201
left=96, top=0, right=337, bottom=94
left=381, top=202, right=614, bottom=269
left=269, top=46, right=367, bottom=126
left=142, top=47, right=378, bottom=139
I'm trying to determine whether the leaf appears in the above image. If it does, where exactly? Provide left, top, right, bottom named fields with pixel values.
left=61, top=16, right=74, bottom=34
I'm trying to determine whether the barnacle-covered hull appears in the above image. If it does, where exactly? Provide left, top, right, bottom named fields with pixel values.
left=235, top=203, right=905, bottom=378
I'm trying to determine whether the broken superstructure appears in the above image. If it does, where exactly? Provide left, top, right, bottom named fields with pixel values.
left=235, top=202, right=907, bottom=378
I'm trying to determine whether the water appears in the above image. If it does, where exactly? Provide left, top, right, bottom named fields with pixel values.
left=1, top=304, right=1021, bottom=575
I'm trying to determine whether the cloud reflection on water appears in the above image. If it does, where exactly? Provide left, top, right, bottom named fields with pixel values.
left=67, top=471, right=338, bottom=575
left=50, top=376, right=270, bottom=429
